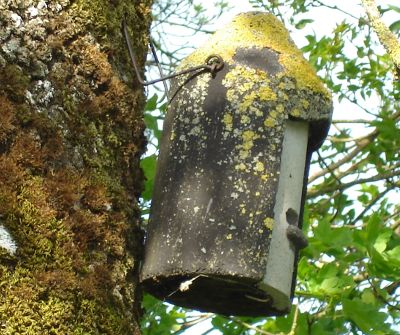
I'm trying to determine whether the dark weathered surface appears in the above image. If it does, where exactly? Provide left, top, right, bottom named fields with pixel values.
left=142, top=66, right=282, bottom=316
left=141, top=12, right=332, bottom=316
left=0, top=1, right=151, bottom=333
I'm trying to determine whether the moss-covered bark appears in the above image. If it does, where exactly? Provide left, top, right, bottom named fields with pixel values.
left=362, top=0, right=400, bottom=78
left=0, top=1, right=151, bottom=334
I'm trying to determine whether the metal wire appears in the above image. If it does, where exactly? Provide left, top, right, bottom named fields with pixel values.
left=149, top=38, right=169, bottom=93
left=122, top=20, right=224, bottom=89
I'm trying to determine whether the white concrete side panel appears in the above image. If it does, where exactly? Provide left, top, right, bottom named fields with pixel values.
left=260, top=120, right=309, bottom=311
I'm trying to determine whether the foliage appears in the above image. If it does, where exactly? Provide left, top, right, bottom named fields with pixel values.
left=140, top=1, right=400, bottom=334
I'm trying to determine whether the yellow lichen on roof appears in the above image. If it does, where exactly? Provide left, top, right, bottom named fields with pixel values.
left=182, top=12, right=330, bottom=98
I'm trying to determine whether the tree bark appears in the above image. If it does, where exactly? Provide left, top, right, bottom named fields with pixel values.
left=0, top=1, right=151, bottom=334
left=361, top=0, right=400, bottom=77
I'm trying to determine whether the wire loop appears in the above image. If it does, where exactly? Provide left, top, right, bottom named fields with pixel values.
left=122, top=20, right=224, bottom=88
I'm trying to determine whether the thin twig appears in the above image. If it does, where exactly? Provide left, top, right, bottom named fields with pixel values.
left=172, top=314, right=213, bottom=335
left=312, top=0, right=359, bottom=20
left=228, top=317, right=277, bottom=335
left=369, top=279, right=400, bottom=311
left=308, top=169, right=400, bottom=198
left=332, top=119, right=373, bottom=124
left=308, top=134, right=374, bottom=183
left=307, top=107, right=399, bottom=183
left=288, top=305, right=299, bottom=335
left=316, top=150, right=343, bottom=185
left=349, top=184, right=396, bottom=225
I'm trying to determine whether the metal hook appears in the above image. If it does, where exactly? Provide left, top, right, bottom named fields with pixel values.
left=122, top=20, right=224, bottom=91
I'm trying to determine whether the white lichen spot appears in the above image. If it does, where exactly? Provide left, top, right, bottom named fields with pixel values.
left=255, top=191, right=261, bottom=196
left=192, top=116, right=201, bottom=124
left=177, top=277, right=191, bottom=291
left=240, top=115, right=251, bottom=124
left=230, top=192, right=239, bottom=199
left=234, top=184, right=244, bottom=192
left=37, top=1, right=47, bottom=10
left=226, top=234, right=232, bottom=240
left=189, top=126, right=202, bottom=136
left=201, top=247, right=207, bottom=254
left=25, top=90, right=35, bottom=105
left=27, top=6, right=39, bottom=17
left=11, top=13, right=22, bottom=27
left=194, top=206, right=200, bottom=214
left=0, top=224, right=17, bottom=255
left=206, top=198, right=213, bottom=214
left=235, top=163, right=246, bottom=171
left=36, top=80, right=54, bottom=105
left=2, top=38, right=21, bottom=58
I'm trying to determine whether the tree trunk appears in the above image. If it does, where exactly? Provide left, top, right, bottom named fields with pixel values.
left=0, top=1, right=151, bottom=334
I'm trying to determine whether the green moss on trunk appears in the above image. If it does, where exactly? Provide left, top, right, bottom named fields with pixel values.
left=0, top=1, right=151, bottom=334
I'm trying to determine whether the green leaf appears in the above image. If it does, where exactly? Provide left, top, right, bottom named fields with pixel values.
left=343, top=298, right=390, bottom=334
left=388, top=5, right=400, bottom=13
left=272, top=305, right=308, bottom=334
left=144, top=113, right=162, bottom=141
left=320, top=277, right=340, bottom=294
left=386, top=245, right=400, bottom=266
left=295, top=18, right=313, bottom=29
left=389, top=20, right=400, bottom=33
left=365, top=213, right=382, bottom=246
left=361, top=289, right=378, bottom=305
left=312, top=219, right=352, bottom=254
left=145, top=94, right=158, bottom=111
left=373, top=230, right=392, bottom=253
left=140, top=155, right=157, bottom=201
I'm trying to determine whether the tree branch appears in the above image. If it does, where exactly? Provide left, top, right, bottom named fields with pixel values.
left=361, top=0, right=400, bottom=77
left=310, top=109, right=400, bottom=183
left=369, top=279, right=400, bottom=311
left=309, top=130, right=377, bottom=183
left=308, top=170, right=400, bottom=198
left=332, top=119, right=373, bottom=124
left=349, top=185, right=395, bottom=226
left=172, top=314, right=213, bottom=335
left=288, top=305, right=299, bottom=335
